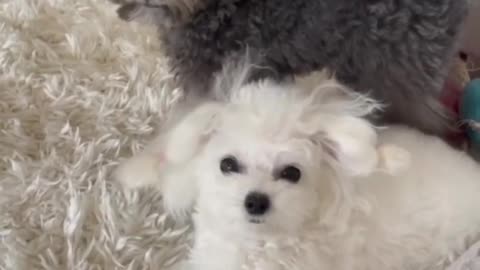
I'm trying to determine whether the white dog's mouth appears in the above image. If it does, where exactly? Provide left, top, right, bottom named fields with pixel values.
left=248, top=217, right=265, bottom=224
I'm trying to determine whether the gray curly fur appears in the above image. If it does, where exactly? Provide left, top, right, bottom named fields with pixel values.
left=112, top=0, right=469, bottom=136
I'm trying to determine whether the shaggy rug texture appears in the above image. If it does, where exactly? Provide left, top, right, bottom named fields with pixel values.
left=0, top=0, right=190, bottom=269
left=0, top=0, right=479, bottom=269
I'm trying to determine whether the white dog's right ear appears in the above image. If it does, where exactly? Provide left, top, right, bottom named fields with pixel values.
left=114, top=101, right=223, bottom=190
left=163, top=101, right=222, bottom=164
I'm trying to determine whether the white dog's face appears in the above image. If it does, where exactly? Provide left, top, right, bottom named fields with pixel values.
left=116, top=78, right=407, bottom=239
left=182, top=80, right=393, bottom=236
left=194, top=117, right=332, bottom=235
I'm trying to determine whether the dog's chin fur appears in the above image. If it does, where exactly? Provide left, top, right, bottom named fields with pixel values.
left=114, top=67, right=480, bottom=270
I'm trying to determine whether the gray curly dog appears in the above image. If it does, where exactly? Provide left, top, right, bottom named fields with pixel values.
left=112, top=0, right=469, bottom=136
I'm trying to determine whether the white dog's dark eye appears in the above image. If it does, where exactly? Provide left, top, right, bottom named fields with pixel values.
left=278, top=165, right=301, bottom=183
left=220, top=156, right=241, bottom=174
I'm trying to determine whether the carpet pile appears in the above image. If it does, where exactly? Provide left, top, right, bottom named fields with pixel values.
left=0, top=0, right=190, bottom=269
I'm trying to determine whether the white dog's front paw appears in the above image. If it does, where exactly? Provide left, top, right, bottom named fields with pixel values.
left=114, top=152, right=165, bottom=190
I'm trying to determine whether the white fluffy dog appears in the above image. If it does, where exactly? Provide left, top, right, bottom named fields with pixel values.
left=115, top=70, right=480, bottom=270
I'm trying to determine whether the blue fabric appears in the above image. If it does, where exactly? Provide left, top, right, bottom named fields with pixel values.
left=461, top=79, right=480, bottom=146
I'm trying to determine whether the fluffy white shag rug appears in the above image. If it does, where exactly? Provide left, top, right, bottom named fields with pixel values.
left=1, top=0, right=479, bottom=269
left=0, top=0, right=190, bottom=269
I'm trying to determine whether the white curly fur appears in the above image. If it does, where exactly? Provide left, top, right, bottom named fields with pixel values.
left=116, top=73, right=480, bottom=270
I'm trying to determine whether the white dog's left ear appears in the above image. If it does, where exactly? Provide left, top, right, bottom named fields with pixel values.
left=315, top=117, right=411, bottom=177
left=315, top=116, right=380, bottom=177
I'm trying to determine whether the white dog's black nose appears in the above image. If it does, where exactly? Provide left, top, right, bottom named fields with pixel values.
left=244, top=192, right=270, bottom=215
